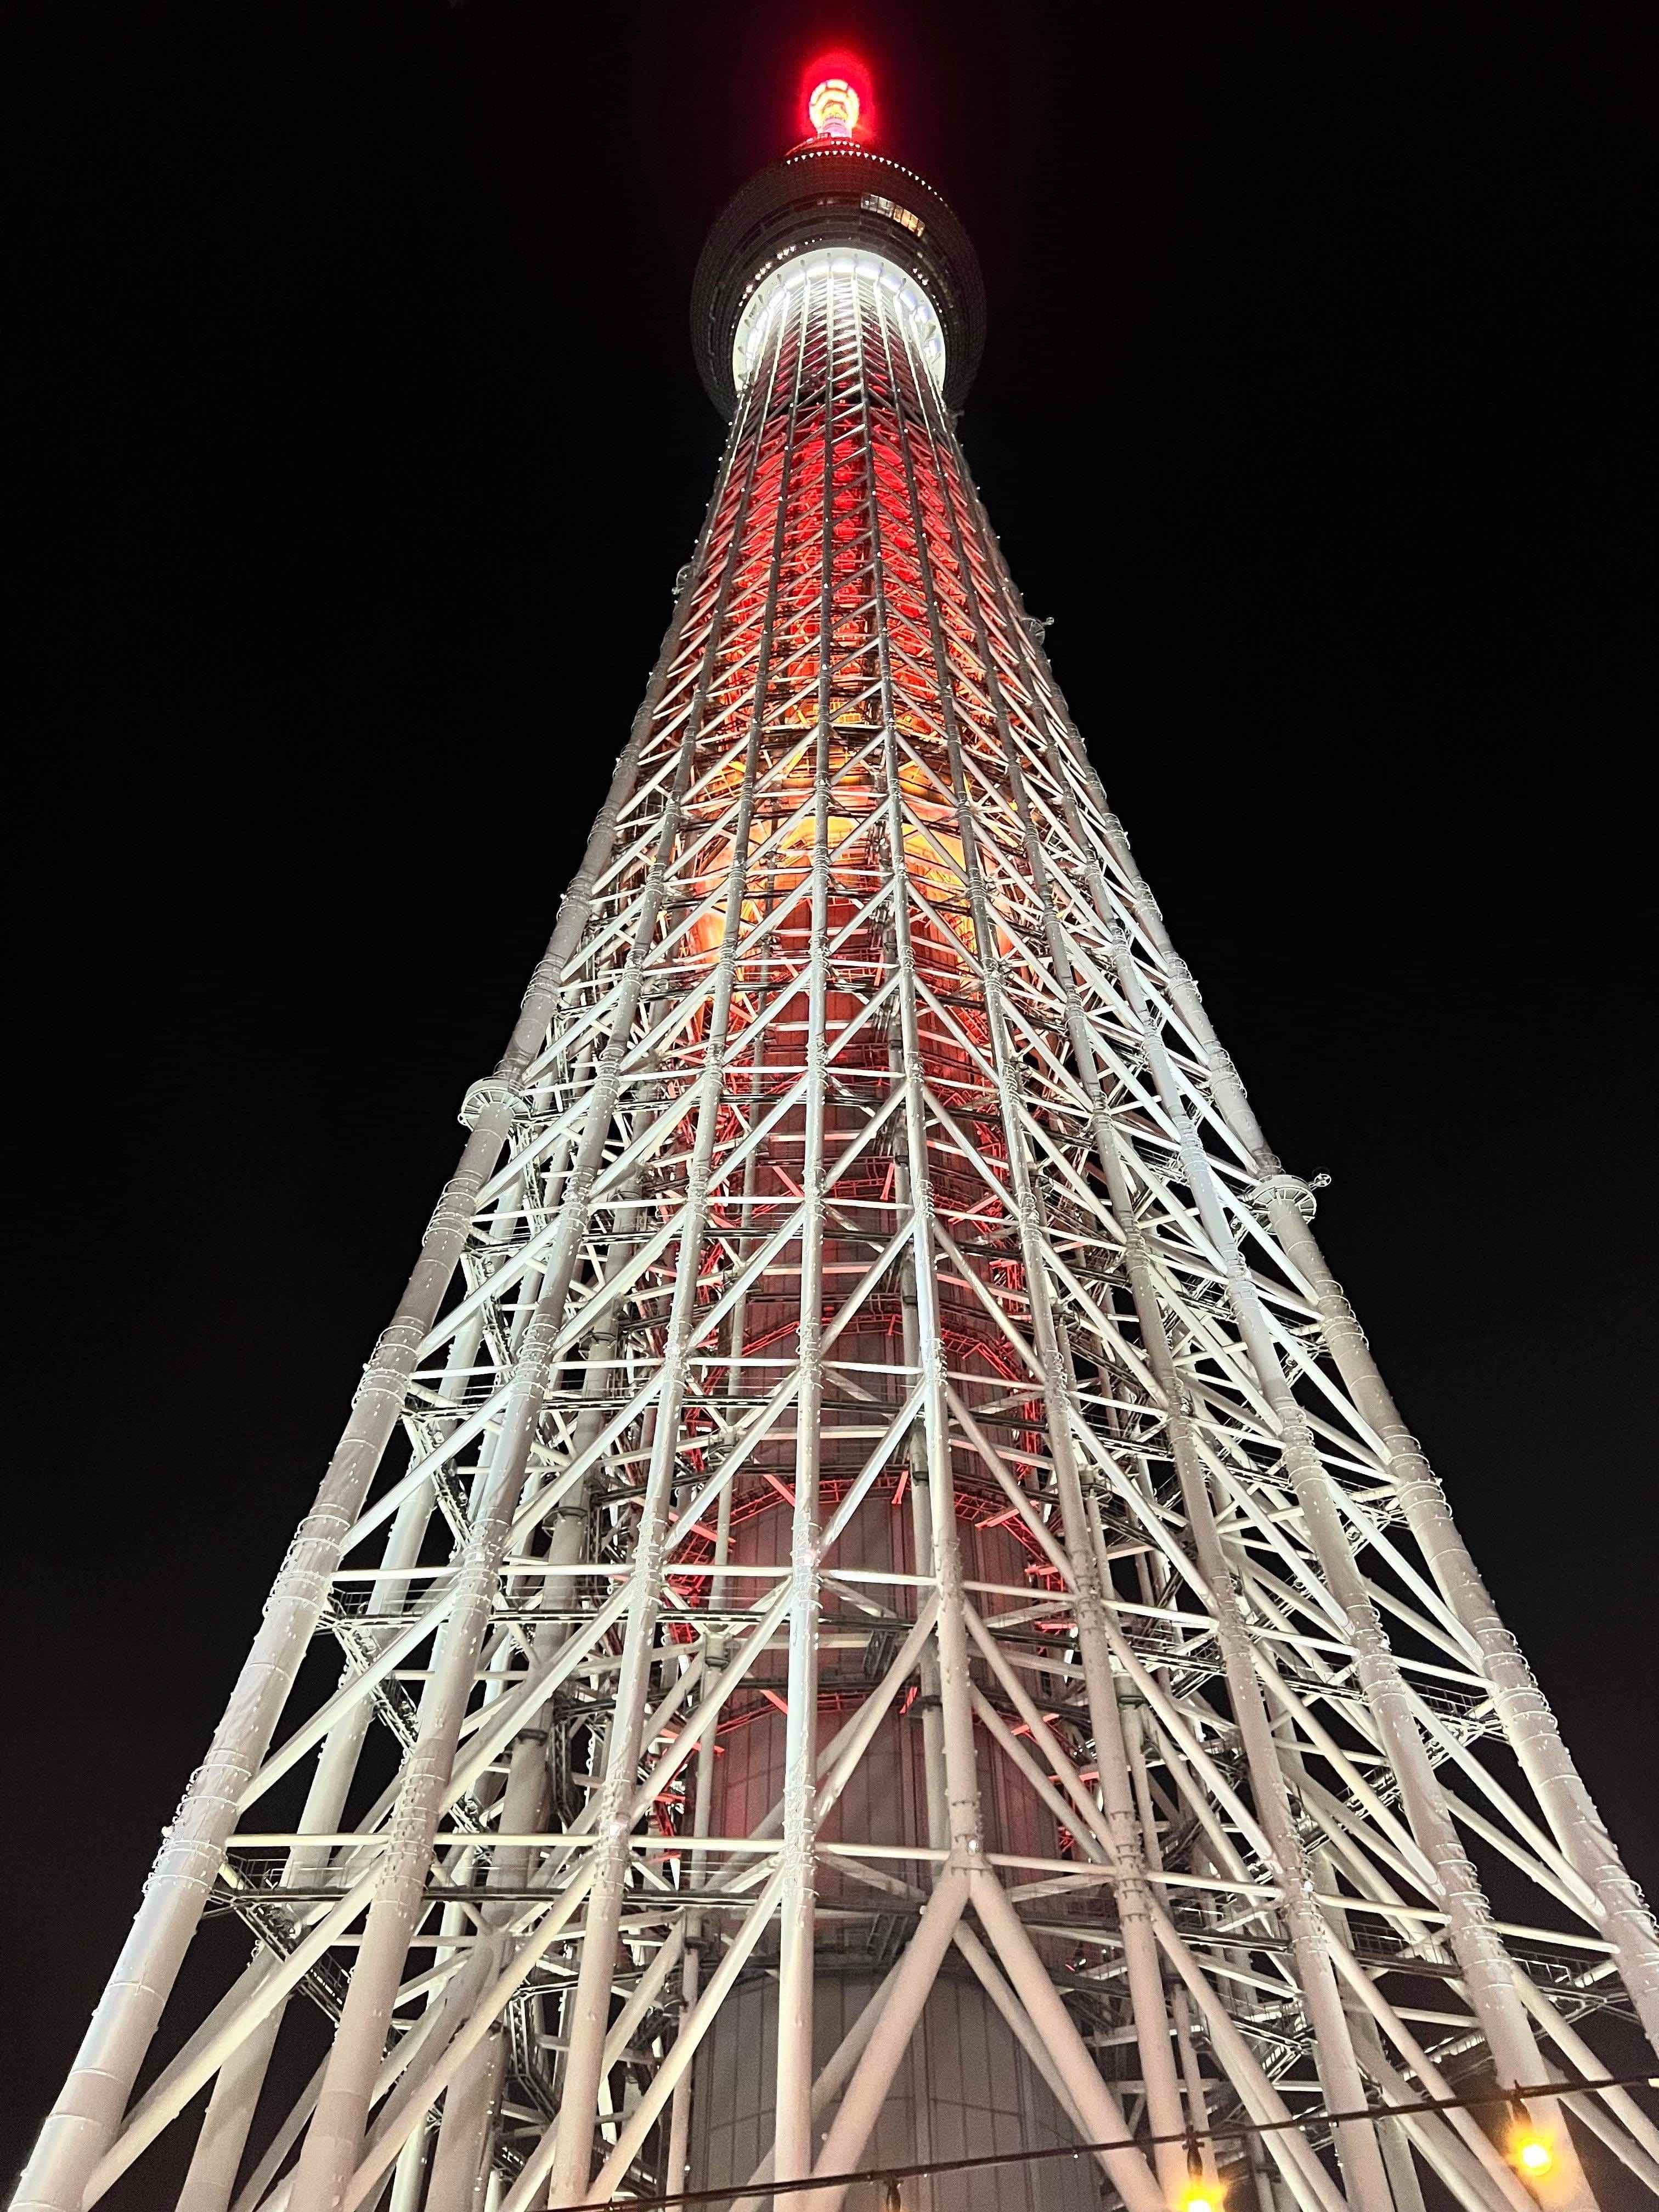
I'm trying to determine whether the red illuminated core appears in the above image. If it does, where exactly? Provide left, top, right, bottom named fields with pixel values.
left=808, top=76, right=860, bottom=138
left=799, top=51, right=872, bottom=142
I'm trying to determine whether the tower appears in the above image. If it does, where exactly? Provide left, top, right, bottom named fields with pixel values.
left=18, top=52, right=1659, bottom=2212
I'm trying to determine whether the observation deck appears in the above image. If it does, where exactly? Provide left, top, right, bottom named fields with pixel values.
left=691, top=136, right=985, bottom=415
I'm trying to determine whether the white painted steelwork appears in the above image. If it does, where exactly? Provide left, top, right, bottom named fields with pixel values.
left=16, top=122, right=1659, bottom=2212
left=732, top=249, right=947, bottom=398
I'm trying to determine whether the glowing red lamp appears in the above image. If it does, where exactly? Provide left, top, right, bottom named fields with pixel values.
left=799, top=50, right=873, bottom=142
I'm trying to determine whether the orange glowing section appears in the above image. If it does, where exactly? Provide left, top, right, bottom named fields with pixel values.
left=808, top=77, right=860, bottom=138
left=799, top=50, right=873, bottom=142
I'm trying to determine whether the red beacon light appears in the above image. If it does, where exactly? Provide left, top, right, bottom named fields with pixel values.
left=808, top=76, right=861, bottom=138
left=799, top=50, right=872, bottom=141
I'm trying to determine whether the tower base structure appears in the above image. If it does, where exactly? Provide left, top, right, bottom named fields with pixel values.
left=692, top=1976, right=1094, bottom=2212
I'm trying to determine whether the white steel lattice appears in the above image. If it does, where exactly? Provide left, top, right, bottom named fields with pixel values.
left=18, top=248, right=1659, bottom=2212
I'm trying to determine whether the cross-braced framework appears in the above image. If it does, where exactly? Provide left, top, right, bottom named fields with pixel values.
left=19, top=198, right=1659, bottom=2212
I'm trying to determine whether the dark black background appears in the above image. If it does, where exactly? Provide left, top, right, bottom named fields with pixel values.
left=5, top=0, right=1656, bottom=2192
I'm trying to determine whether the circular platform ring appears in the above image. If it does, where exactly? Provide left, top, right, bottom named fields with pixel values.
left=692, top=142, right=986, bottom=416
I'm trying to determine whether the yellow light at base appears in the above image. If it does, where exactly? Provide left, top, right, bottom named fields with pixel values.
left=1178, top=2177, right=1222, bottom=2212
left=1507, top=2097, right=1555, bottom=2183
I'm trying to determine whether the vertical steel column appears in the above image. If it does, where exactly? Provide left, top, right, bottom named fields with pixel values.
left=772, top=264, right=840, bottom=2212
left=795, top=260, right=996, bottom=2204
left=853, top=269, right=947, bottom=1876
left=665, top=281, right=812, bottom=2208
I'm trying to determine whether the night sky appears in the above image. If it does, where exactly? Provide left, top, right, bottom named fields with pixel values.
left=5, top=0, right=1656, bottom=2191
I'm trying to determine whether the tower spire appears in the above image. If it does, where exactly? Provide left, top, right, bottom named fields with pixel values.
left=802, top=50, right=872, bottom=143
left=17, top=56, right=1658, bottom=2212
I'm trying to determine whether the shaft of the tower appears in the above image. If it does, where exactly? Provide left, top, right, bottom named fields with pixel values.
left=18, top=50, right=1659, bottom=2212
left=633, top=82, right=1107, bottom=2212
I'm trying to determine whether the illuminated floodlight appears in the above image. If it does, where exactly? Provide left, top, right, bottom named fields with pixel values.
left=1178, top=2136, right=1222, bottom=2212
left=1508, top=2097, right=1555, bottom=2183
